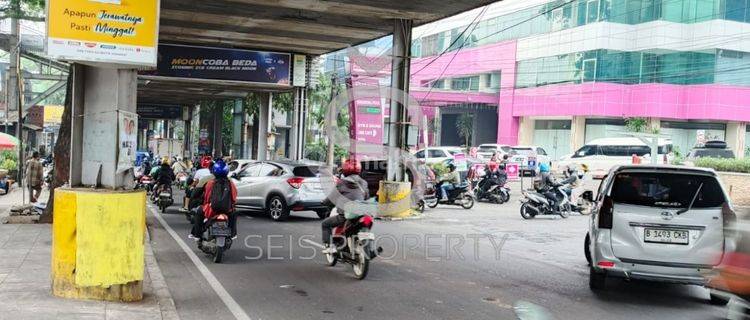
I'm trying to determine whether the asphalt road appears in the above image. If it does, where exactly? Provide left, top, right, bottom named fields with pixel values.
left=147, top=189, right=730, bottom=320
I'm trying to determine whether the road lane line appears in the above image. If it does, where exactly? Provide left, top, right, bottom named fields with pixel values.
left=149, top=205, right=252, bottom=320
left=301, top=238, right=326, bottom=249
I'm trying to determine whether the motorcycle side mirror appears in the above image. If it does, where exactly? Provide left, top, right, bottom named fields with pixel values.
left=581, top=190, right=594, bottom=202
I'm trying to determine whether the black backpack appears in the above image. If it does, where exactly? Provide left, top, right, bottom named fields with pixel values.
left=210, top=178, right=232, bottom=214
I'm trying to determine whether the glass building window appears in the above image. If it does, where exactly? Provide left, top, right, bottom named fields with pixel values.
left=450, top=76, right=480, bottom=91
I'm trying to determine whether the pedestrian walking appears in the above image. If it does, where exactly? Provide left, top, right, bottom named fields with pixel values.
left=25, top=151, right=43, bottom=203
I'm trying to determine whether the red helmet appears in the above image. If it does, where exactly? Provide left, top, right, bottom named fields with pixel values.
left=200, top=156, right=212, bottom=169
left=341, top=159, right=361, bottom=176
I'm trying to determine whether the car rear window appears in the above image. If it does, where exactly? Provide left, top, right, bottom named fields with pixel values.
left=511, top=148, right=534, bottom=156
left=478, top=146, right=497, bottom=152
left=292, top=166, right=321, bottom=177
left=610, top=172, right=725, bottom=208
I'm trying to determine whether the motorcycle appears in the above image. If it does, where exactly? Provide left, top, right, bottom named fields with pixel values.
left=426, top=182, right=475, bottom=210
left=324, top=209, right=382, bottom=280
left=175, top=172, right=189, bottom=190
left=135, top=175, right=155, bottom=194
left=197, top=213, right=233, bottom=263
left=519, top=183, right=573, bottom=219
left=157, top=185, right=174, bottom=213
left=416, top=179, right=438, bottom=213
left=473, top=174, right=510, bottom=204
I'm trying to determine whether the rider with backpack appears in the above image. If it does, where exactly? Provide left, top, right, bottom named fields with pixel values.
left=190, top=159, right=238, bottom=240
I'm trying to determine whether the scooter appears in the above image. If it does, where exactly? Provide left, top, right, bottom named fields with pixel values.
left=427, top=182, right=474, bottom=210
left=175, top=172, right=189, bottom=190
left=157, top=185, right=174, bottom=213
left=136, top=175, right=155, bottom=194
left=324, top=209, right=382, bottom=280
left=519, top=184, right=573, bottom=219
left=473, top=174, right=510, bottom=204
left=197, top=213, right=233, bottom=263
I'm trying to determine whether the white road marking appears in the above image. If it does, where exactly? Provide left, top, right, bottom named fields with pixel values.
left=149, top=205, right=252, bottom=320
left=301, top=238, right=326, bottom=249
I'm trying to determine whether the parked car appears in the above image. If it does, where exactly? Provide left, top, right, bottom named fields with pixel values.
left=476, top=144, right=511, bottom=161
left=584, top=165, right=736, bottom=306
left=509, top=146, right=551, bottom=176
left=232, top=160, right=330, bottom=221
left=360, top=159, right=423, bottom=198
left=687, top=140, right=735, bottom=160
left=227, top=159, right=255, bottom=177
left=558, top=137, right=673, bottom=178
left=414, top=147, right=463, bottom=165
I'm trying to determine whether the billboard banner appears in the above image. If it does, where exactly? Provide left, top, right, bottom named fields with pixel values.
left=146, top=44, right=291, bottom=85
left=137, top=104, right=182, bottom=119
left=46, top=0, right=160, bottom=67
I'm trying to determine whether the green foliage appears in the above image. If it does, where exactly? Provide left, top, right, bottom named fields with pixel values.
left=0, top=158, right=17, bottom=171
left=430, top=162, right=449, bottom=177
left=303, top=140, right=348, bottom=163
left=272, top=92, right=293, bottom=113
left=0, top=150, right=18, bottom=171
left=1, top=0, right=46, bottom=21
left=625, top=117, right=648, bottom=133
left=694, top=157, right=750, bottom=174
left=456, top=113, right=473, bottom=147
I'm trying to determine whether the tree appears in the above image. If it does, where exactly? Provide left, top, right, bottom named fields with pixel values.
left=1, top=0, right=45, bottom=21
left=39, top=69, right=72, bottom=223
left=456, top=113, right=473, bottom=148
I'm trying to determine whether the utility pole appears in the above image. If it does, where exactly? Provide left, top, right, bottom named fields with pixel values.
left=8, top=8, right=24, bottom=185
left=325, top=58, right=340, bottom=167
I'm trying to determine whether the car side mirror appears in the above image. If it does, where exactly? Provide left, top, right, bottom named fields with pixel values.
left=581, top=190, right=594, bottom=202
left=230, top=172, right=239, bottom=179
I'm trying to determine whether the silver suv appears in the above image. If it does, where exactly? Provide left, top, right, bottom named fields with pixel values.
left=232, top=161, right=329, bottom=221
left=584, top=165, right=736, bottom=305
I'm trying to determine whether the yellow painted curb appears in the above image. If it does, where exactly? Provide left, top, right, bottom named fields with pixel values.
left=51, top=188, right=146, bottom=302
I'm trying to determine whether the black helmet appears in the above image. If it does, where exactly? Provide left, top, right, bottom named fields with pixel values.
left=447, top=163, right=456, bottom=171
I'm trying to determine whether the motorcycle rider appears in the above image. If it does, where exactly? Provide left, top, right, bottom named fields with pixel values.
left=321, top=159, right=369, bottom=254
left=190, top=159, right=238, bottom=239
left=152, top=157, right=175, bottom=201
left=439, top=163, right=461, bottom=201
left=537, top=163, right=560, bottom=213
left=193, top=156, right=213, bottom=182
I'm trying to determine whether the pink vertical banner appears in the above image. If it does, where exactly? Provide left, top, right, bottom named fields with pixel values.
left=506, top=163, right=520, bottom=181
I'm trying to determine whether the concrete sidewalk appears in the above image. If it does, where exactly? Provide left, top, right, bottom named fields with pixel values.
left=0, top=223, right=179, bottom=320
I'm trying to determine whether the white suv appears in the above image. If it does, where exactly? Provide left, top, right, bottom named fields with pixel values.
left=584, top=165, right=736, bottom=304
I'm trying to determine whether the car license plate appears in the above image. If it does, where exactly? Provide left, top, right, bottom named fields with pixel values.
left=644, top=228, right=689, bottom=245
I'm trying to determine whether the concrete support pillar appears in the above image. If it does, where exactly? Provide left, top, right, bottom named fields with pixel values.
left=647, top=117, right=661, bottom=134
left=517, top=117, right=534, bottom=146
left=231, top=99, right=245, bottom=159
left=74, top=66, right=138, bottom=188
left=256, top=93, right=272, bottom=161
left=726, top=122, right=746, bottom=159
left=212, top=104, right=224, bottom=158
left=386, top=19, right=413, bottom=182
left=570, top=116, right=586, bottom=151
left=56, top=64, right=144, bottom=302
left=290, top=87, right=307, bottom=161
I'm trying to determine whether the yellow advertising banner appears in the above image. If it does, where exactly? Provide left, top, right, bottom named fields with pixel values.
left=46, top=0, right=160, bottom=67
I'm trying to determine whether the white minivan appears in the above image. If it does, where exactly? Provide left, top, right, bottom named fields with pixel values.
left=558, top=137, right=672, bottom=177
left=584, top=165, right=736, bottom=305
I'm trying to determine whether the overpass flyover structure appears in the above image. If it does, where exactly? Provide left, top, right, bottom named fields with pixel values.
left=52, top=0, right=494, bottom=302
left=135, top=0, right=495, bottom=162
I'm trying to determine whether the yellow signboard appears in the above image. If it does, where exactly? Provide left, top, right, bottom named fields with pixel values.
left=46, top=0, right=160, bottom=67
left=44, top=105, right=64, bottom=124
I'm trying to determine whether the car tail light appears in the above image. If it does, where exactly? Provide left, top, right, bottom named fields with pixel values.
left=215, top=214, right=228, bottom=221
left=360, top=215, right=373, bottom=228
left=597, top=261, right=615, bottom=268
left=287, top=177, right=305, bottom=189
left=598, top=196, right=614, bottom=229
